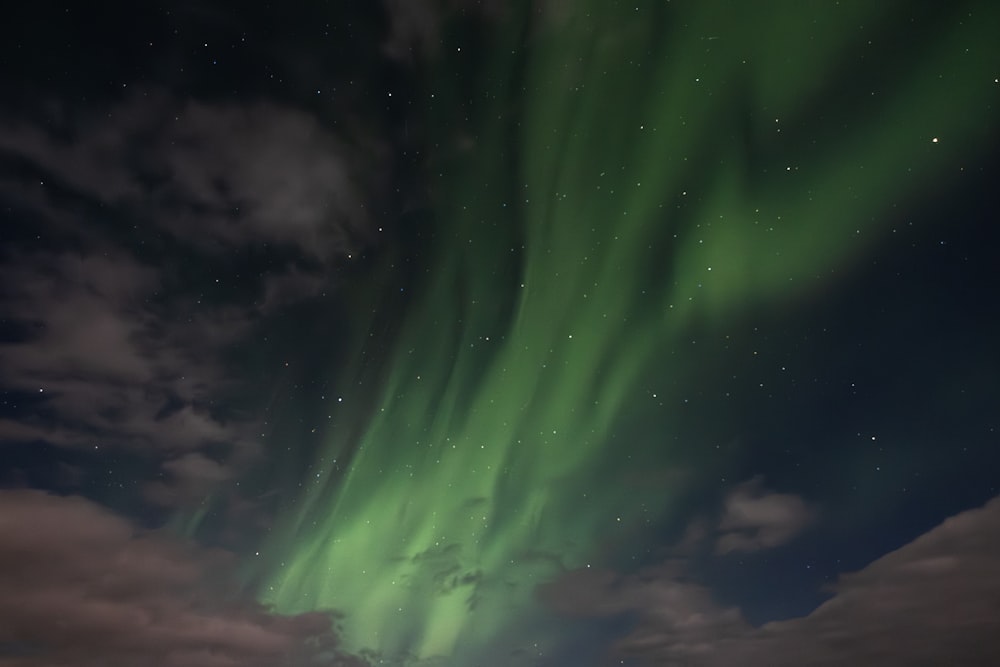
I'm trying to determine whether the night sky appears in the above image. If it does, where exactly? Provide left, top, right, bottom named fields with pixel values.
left=1, top=2, right=999, bottom=666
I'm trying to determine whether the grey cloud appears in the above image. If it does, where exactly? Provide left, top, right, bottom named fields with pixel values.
left=715, top=476, right=812, bottom=554
left=0, top=489, right=368, bottom=667
left=539, top=495, right=1000, bottom=666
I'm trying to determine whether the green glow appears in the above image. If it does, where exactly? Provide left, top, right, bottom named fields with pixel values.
left=258, top=2, right=998, bottom=663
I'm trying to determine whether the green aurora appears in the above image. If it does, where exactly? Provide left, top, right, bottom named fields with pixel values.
left=252, top=2, right=998, bottom=663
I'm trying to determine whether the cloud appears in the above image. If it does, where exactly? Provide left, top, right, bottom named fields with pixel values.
left=0, top=252, right=158, bottom=383
left=0, top=88, right=391, bottom=505
left=0, top=249, right=266, bottom=507
left=157, top=98, right=380, bottom=260
left=0, top=489, right=369, bottom=667
left=537, top=560, right=748, bottom=664
left=143, top=453, right=235, bottom=507
left=381, top=0, right=508, bottom=64
left=0, top=252, right=250, bottom=441
left=714, top=476, right=813, bottom=554
left=538, top=494, right=1000, bottom=666
left=0, top=90, right=381, bottom=261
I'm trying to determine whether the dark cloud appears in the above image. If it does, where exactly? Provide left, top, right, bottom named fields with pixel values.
left=538, top=560, right=748, bottom=662
left=381, top=0, right=442, bottom=64
left=400, top=542, right=482, bottom=599
left=657, top=479, right=812, bottom=561
left=0, top=86, right=391, bottom=505
left=143, top=452, right=234, bottom=507
left=156, top=98, right=379, bottom=259
left=0, top=90, right=382, bottom=260
left=381, top=0, right=508, bottom=64
left=0, top=489, right=368, bottom=667
left=538, top=494, right=1000, bottom=666
left=0, top=251, right=258, bottom=505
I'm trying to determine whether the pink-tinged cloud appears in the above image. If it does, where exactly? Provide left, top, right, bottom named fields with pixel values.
left=715, top=476, right=813, bottom=554
left=539, top=494, right=1000, bottom=666
left=0, top=490, right=368, bottom=667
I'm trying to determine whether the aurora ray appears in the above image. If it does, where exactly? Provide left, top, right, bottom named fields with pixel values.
left=255, top=2, right=999, bottom=663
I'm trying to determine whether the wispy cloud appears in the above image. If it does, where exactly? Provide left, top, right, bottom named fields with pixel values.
left=0, top=251, right=257, bottom=505
left=0, top=90, right=382, bottom=260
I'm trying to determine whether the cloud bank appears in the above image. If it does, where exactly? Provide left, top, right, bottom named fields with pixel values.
left=0, top=489, right=368, bottom=667
left=540, top=493, right=1000, bottom=666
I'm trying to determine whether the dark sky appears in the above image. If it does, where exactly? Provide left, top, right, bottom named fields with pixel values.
left=1, top=2, right=999, bottom=666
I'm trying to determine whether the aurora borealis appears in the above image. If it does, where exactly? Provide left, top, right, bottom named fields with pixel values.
left=253, top=2, right=999, bottom=663
left=1, top=1, right=999, bottom=666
